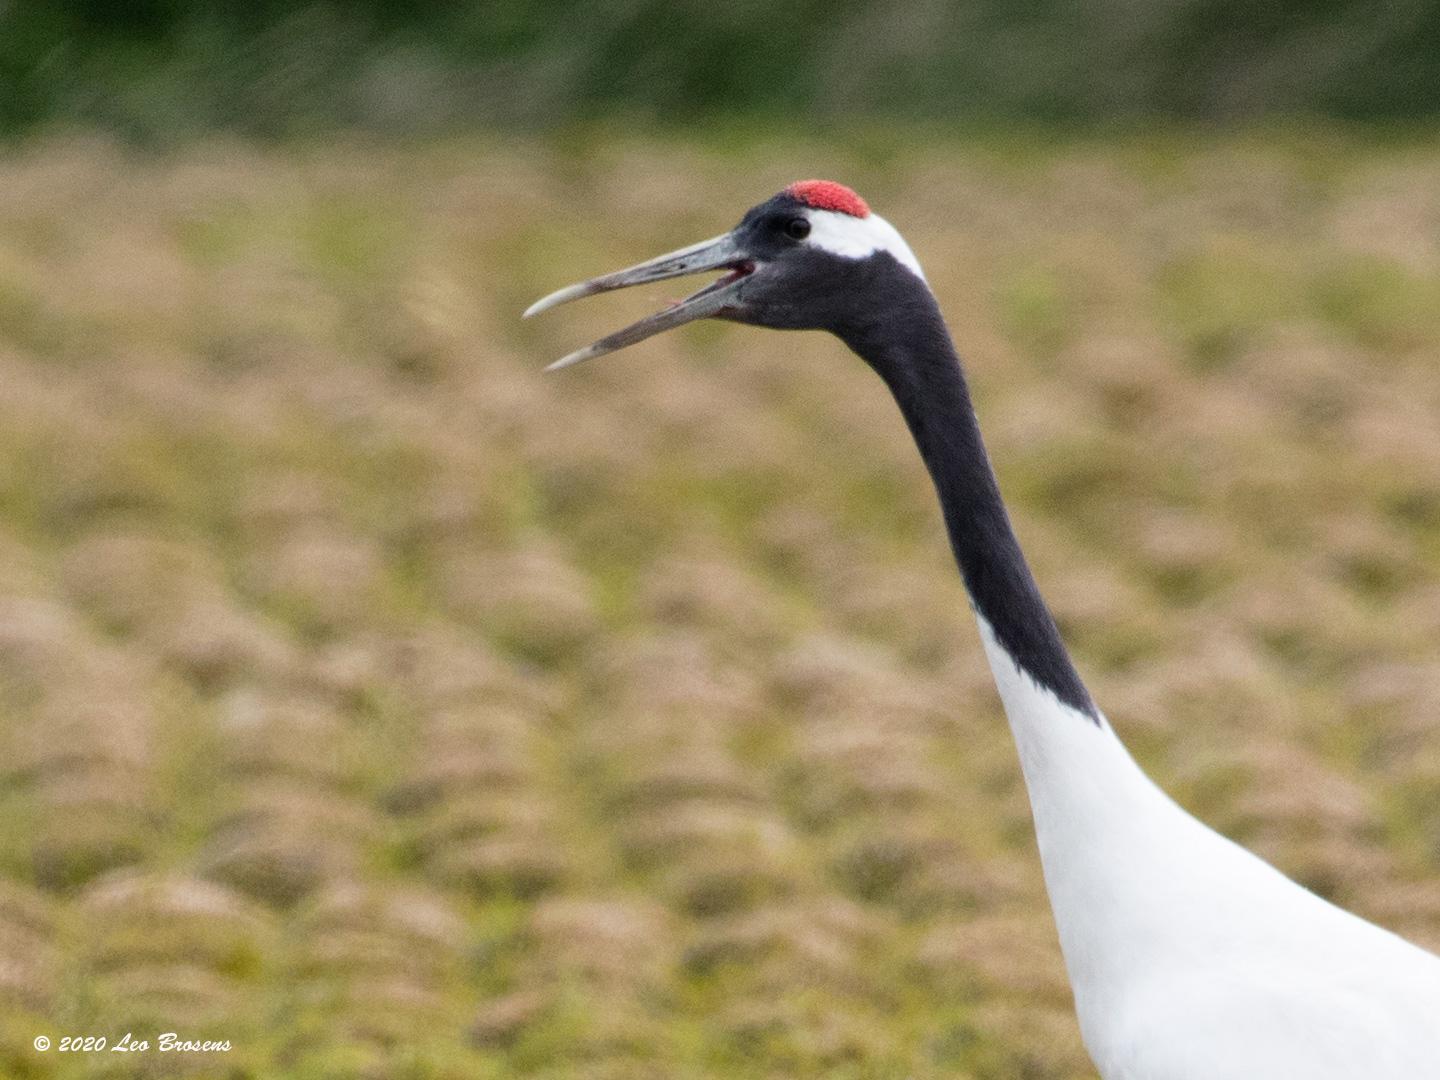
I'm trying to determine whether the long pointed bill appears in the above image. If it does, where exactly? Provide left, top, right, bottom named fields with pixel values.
left=524, top=232, right=753, bottom=371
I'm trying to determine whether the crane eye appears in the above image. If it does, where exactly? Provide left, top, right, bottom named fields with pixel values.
left=784, top=217, right=811, bottom=240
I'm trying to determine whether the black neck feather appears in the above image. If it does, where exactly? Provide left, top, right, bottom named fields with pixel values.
left=837, top=277, right=1097, bottom=720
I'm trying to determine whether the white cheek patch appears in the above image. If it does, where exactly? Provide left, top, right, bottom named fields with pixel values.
left=804, top=209, right=927, bottom=282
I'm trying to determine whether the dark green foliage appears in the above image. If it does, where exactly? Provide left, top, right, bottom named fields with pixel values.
left=2, top=1, right=1440, bottom=140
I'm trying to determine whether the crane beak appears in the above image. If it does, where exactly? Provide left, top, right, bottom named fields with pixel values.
left=524, top=232, right=754, bottom=371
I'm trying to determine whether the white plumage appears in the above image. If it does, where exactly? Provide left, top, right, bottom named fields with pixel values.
left=980, top=617, right=1440, bottom=1077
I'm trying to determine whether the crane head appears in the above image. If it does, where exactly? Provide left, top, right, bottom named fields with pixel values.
left=525, top=181, right=928, bottom=371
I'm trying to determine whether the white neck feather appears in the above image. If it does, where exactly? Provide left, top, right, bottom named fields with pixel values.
left=973, top=613, right=1440, bottom=1076
left=974, top=615, right=1185, bottom=987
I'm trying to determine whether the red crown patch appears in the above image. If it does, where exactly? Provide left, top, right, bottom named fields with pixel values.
left=786, top=180, right=869, bottom=218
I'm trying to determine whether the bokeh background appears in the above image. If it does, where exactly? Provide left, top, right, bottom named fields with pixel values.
left=2, top=4, right=1440, bottom=1079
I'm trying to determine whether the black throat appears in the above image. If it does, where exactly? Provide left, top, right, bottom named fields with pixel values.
left=836, top=266, right=1098, bottom=720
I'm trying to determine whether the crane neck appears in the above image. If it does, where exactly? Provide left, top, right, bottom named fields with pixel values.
left=837, top=285, right=1097, bottom=720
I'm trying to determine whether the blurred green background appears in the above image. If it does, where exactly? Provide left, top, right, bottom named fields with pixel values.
left=1, top=6, right=1440, bottom=1080
left=4, top=0, right=1440, bottom=139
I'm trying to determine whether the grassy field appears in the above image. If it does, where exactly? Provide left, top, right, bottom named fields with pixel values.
left=0, top=131, right=1438, bottom=1078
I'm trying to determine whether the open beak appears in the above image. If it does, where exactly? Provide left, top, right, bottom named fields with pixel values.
left=524, top=232, right=753, bottom=371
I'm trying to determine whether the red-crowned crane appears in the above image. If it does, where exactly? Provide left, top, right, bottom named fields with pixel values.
left=525, top=180, right=1440, bottom=1078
